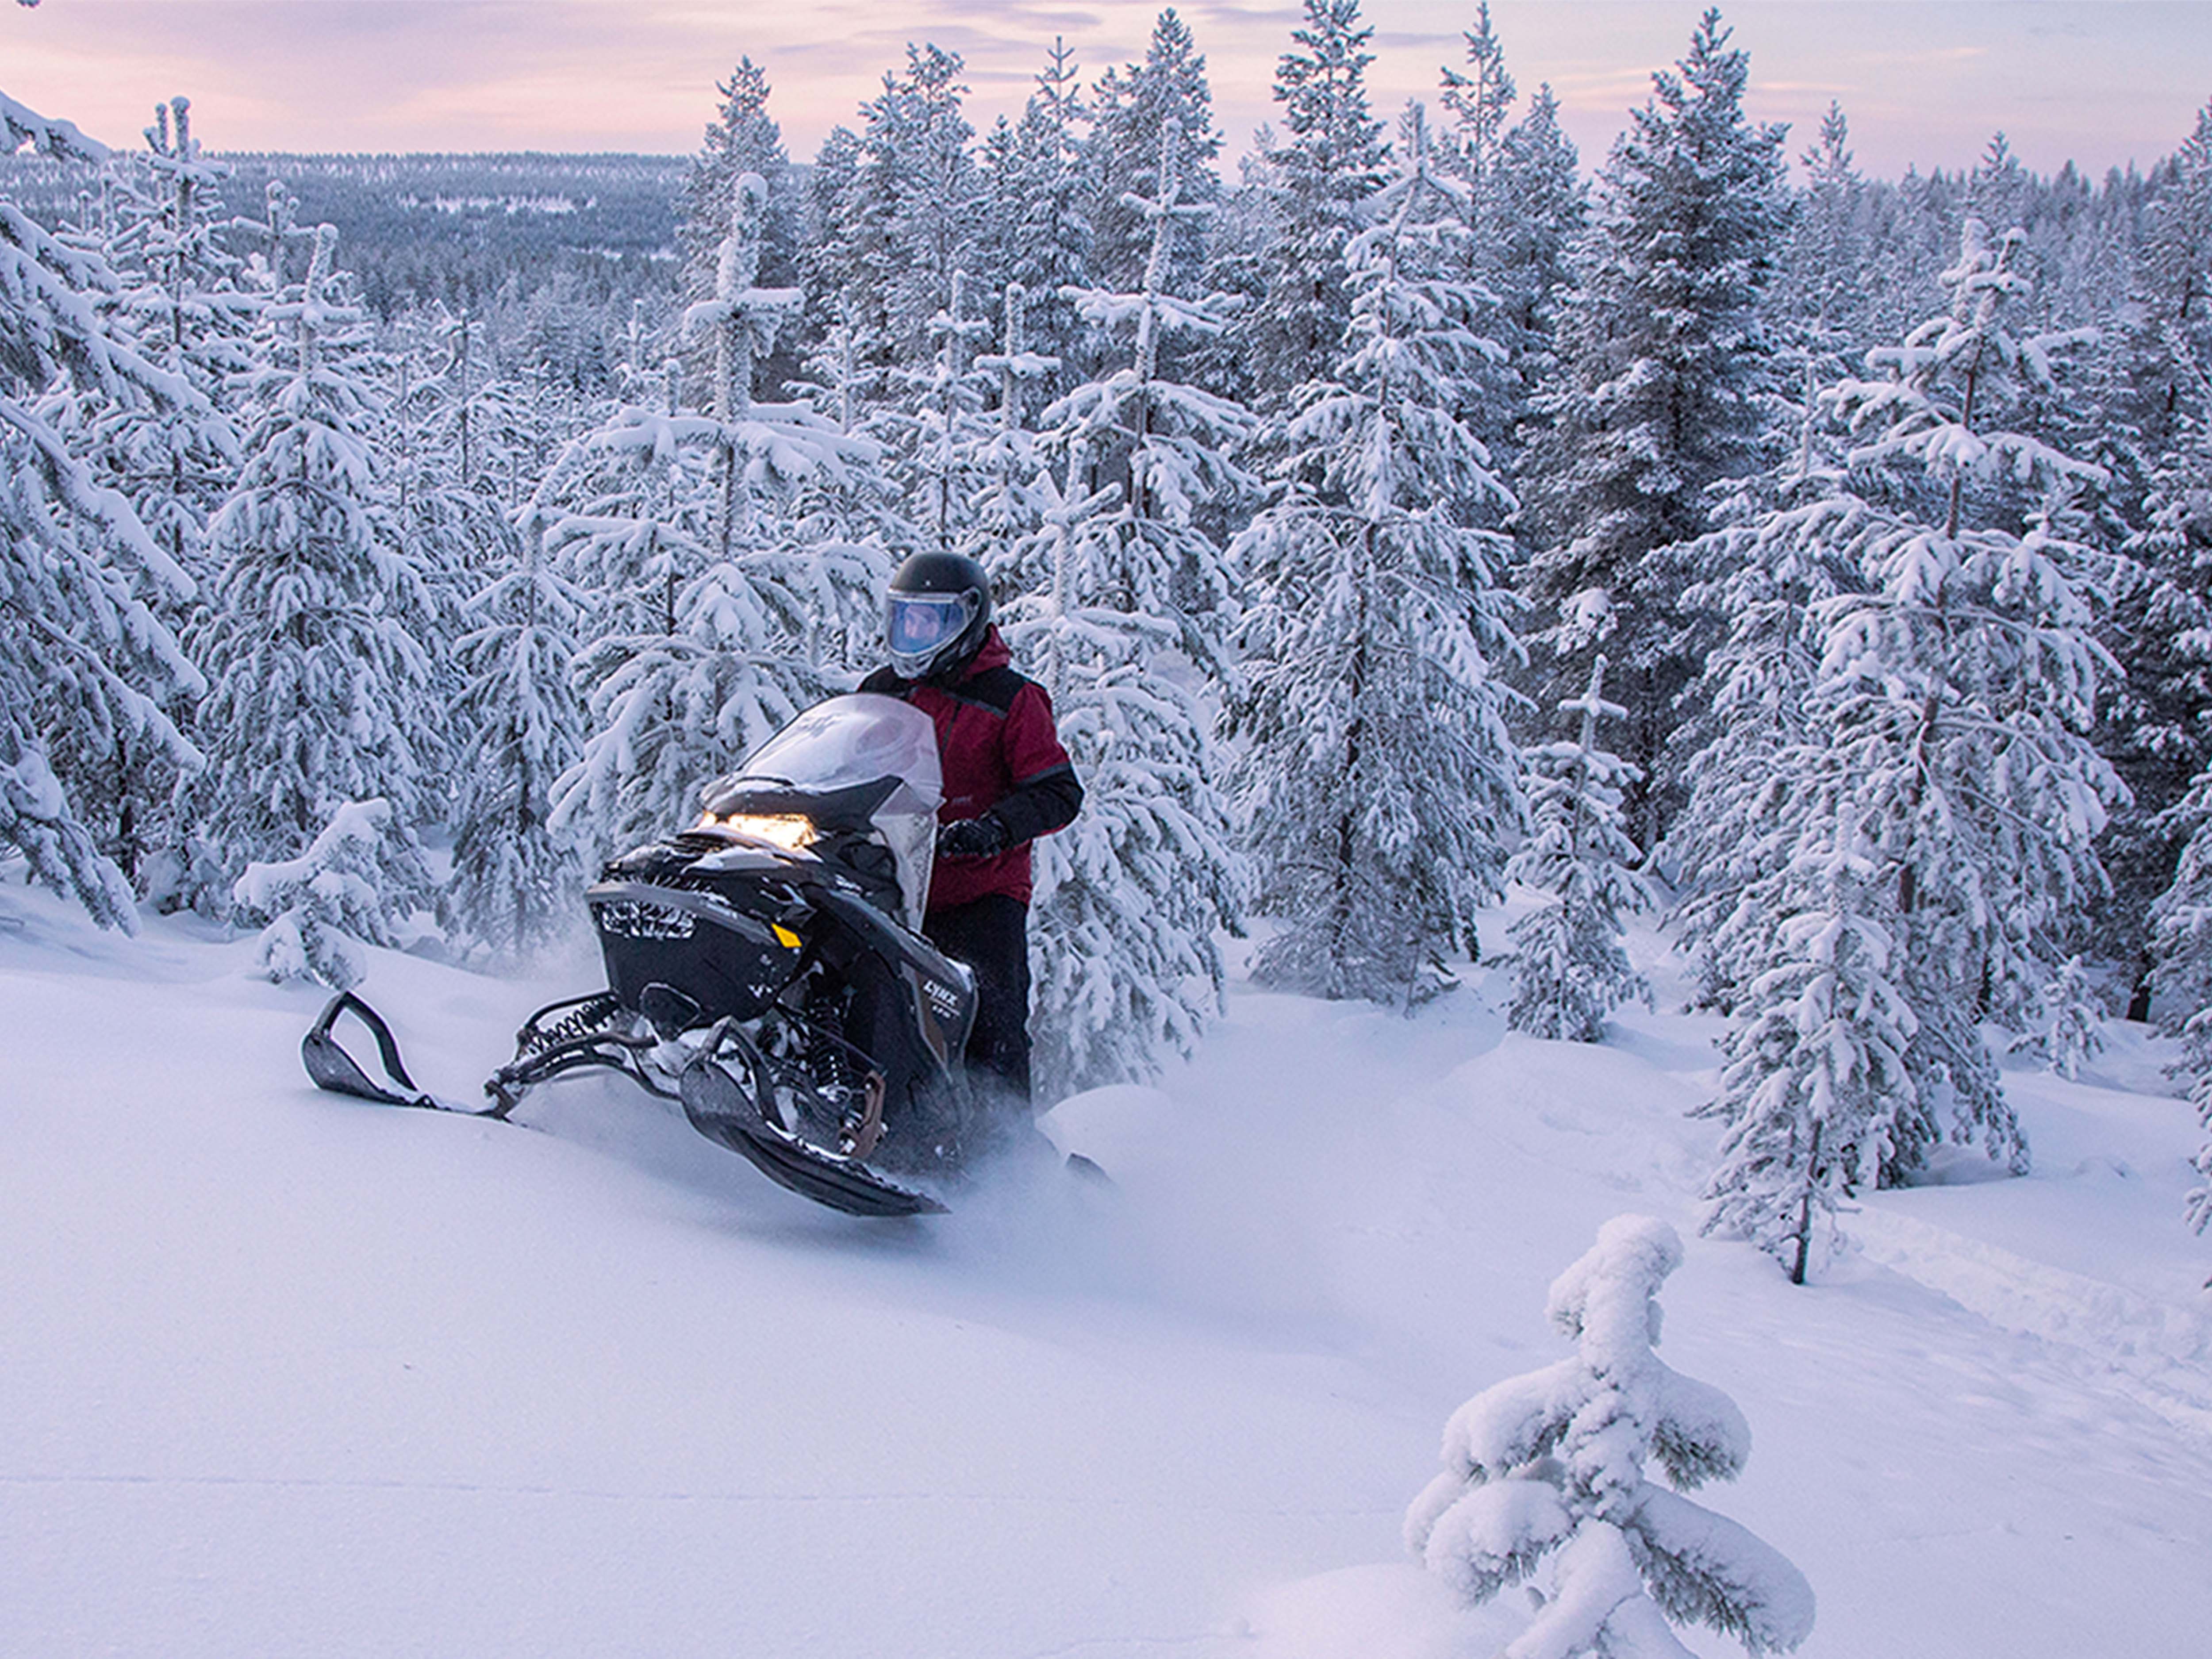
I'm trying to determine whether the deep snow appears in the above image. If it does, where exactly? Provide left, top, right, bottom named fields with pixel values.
left=4, top=875, right=2208, bottom=1658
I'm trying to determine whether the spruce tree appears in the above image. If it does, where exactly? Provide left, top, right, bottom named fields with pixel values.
left=1231, top=107, right=1522, bottom=1005
left=1, top=90, right=206, bottom=929
left=1504, top=656, right=1650, bottom=1040
left=1517, top=9, right=1788, bottom=849
left=188, top=223, right=440, bottom=914
left=1408, top=1216, right=1816, bottom=1656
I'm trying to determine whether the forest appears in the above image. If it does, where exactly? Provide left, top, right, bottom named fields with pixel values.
left=5, top=0, right=2212, bottom=1275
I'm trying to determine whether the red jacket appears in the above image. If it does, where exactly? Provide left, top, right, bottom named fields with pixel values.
left=861, top=629, right=1082, bottom=910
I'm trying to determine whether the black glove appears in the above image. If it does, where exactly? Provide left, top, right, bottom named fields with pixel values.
left=937, top=815, right=1009, bottom=860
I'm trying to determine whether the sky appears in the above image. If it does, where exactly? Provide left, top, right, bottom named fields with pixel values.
left=5, top=0, right=2208, bottom=182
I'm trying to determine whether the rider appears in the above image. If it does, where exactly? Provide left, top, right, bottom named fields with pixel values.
left=861, top=551, right=1082, bottom=1113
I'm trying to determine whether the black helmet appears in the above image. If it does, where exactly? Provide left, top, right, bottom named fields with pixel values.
left=884, top=550, right=992, bottom=681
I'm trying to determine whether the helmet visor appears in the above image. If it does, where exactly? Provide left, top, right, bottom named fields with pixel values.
left=885, top=590, right=977, bottom=670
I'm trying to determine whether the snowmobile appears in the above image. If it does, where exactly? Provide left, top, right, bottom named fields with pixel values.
left=301, top=693, right=990, bottom=1217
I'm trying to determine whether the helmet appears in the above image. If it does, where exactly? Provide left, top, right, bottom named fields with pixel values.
left=883, top=551, right=992, bottom=681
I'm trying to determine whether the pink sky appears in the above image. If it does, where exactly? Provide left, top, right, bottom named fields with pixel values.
left=6, top=1, right=2207, bottom=180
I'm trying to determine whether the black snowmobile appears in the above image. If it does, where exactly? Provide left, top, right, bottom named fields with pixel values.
left=302, top=693, right=988, bottom=1217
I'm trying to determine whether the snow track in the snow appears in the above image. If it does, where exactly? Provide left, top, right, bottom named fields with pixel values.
left=1852, top=1203, right=2212, bottom=1441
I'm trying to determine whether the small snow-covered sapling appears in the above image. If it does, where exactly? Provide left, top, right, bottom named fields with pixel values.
left=1407, top=1215, right=1814, bottom=1658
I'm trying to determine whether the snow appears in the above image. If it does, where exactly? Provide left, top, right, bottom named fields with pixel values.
left=4, top=879, right=2209, bottom=1658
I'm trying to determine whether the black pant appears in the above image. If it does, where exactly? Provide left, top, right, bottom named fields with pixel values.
left=922, top=893, right=1032, bottom=1112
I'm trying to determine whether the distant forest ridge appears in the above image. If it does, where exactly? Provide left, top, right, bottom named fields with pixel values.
left=0, top=150, right=691, bottom=313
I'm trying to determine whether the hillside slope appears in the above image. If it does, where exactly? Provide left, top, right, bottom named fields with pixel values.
left=4, top=879, right=2207, bottom=1658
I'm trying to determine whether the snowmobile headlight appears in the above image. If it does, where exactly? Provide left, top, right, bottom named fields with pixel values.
left=702, top=811, right=818, bottom=851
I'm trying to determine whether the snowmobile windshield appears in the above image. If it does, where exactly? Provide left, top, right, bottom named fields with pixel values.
left=713, top=695, right=943, bottom=806
left=699, top=695, right=943, bottom=929
left=884, top=590, right=976, bottom=678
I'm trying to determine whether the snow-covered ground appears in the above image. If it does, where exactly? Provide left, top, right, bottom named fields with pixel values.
left=5, top=876, right=2208, bottom=1658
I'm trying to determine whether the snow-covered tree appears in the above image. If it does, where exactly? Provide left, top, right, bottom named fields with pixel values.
left=67, top=96, right=248, bottom=588
left=964, top=280, right=1057, bottom=565
left=996, top=123, right=1249, bottom=1096
left=187, top=223, right=440, bottom=908
left=546, top=174, right=879, bottom=859
left=1087, top=11, right=1220, bottom=319
left=233, top=797, right=433, bottom=991
left=3, top=91, right=208, bottom=929
left=1485, top=83, right=1584, bottom=469
left=891, top=267, right=995, bottom=551
left=1667, top=463, right=1864, bottom=1014
left=2148, top=780, right=2212, bottom=1238
left=1408, top=1215, right=1816, bottom=1657
left=1517, top=9, right=1788, bottom=848
left=1237, top=0, right=1390, bottom=404
left=1231, top=107, right=1522, bottom=1005
left=677, top=57, right=799, bottom=405
left=988, top=40, right=1091, bottom=401
left=1504, top=656, right=1649, bottom=1040
left=443, top=519, right=587, bottom=964
left=1701, top=811, right=1916, bottom=1282
left=1807, top=216, right=2121, bottom=1175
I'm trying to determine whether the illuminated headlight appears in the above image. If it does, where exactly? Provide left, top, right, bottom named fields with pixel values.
left=700, top=812, right=818, bottom=850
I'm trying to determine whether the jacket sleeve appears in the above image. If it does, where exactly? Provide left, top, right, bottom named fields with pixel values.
left=989, top=682, right=1083, bottom=846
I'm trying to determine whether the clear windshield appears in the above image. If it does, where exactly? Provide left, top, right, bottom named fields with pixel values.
left=698, top=695, right=942, bottom=930
left=718, top=694, right=942, bottom=804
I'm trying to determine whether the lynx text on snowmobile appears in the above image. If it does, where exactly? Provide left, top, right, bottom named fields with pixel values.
left=301, top=694, right=988, bottom=1217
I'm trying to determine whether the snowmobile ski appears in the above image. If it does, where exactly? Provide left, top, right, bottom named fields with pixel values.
left=303, top=992, right=515, bottom=1118
left=677, top=1020, right=948, bottom=1217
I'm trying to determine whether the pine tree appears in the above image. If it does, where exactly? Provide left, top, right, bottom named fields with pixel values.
left=1002, top=39, right=1092, bottom=402
left=188, top=223, right=440, bottom=912
left=1517, top=9, right=1789, bottom=849
left=1486, top=84, right=1585, bottom=469
left=1504, top=656, right=1650, bottom=1040
left=1231, top=107, right=1522, bottom=1005
left=1666, top=442, right=1864, bottom=1014
left=231, top=798, right=433, bottom=991
left=34, top=96, right=250, bottom=889
left=1239, top=0, right=1390, bottom=404
left=677, top=58, right=800, bottom=409
left=546, top=174, right=878, bottom=859
left=443, top=518, right=586, bottom=964
left=1, top=90, right=206, bottom=929
left=1408, top=1215, right=1816, bottom=1657
left=1701, top=217, right=2123, bottom=1186
left=2098, top=103, right=2212, bottom=1013
left=2150, top=816, right=2212, bottom=1239
left=1087, top=11, right=1221, bottom=307
left=1701, top=810, right=1915, bottom=1282
left=1812, top=216, right=2120, bottom=1174
left=996, top=124, right=1250, bottom=1095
